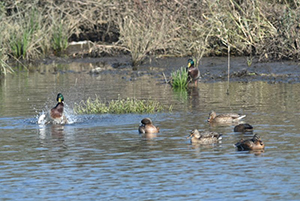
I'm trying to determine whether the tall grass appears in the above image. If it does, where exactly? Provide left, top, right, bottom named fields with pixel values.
left=1, top=1, right=76, bottom=62
left=74, top=96, right=172, bottom=114
left=8, top=9, right=39, bottom=59
left=0, top=3, right=13, bottom=75
left=52, top=21, right=69, bottom=55
left=117, top=2, right=180, bottom=66
left=0, top=0, right=299, bottom=72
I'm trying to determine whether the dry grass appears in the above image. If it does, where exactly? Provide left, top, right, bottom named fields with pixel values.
left=0, top=0, right=300, bottom=74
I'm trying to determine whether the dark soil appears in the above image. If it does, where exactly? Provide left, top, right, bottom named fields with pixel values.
left=34, top=55, right=300, bottom=84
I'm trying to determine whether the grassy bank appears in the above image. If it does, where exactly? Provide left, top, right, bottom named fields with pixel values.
left=1, top=0, right=299, bottom=74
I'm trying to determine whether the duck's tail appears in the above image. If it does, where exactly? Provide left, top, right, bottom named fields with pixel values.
left=217, top=134, right=223, bottom=140
left=238, top=115, right=246, bottom=120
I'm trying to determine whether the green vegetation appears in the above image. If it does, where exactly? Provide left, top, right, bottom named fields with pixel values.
left=52, top=21, right=69, bottom=55
left=170, top=67, right=188, bottom=89
left=9, top=9, right=39, bottom=59
left=0, top=0, right=299, bottom=72
left=74, top=97, right=172, bottom=114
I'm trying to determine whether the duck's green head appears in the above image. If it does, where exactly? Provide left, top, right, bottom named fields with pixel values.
left=187, top=59, right=194, bottom=68
left=56, top=93, right=64, bottom=103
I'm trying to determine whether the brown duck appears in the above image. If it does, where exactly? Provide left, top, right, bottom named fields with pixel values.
left=235, top=134, right=265, bottom=151
left=234, top=123, right=253, bottom=132
left=207, top=111, right=246, bottom=123
left=138, top=118, right=160, bottom=134
left=187, top=129, right=222, bottom=144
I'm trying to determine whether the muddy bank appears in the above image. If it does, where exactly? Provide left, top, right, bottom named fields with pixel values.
left=33, top=56, right=300, bottom=84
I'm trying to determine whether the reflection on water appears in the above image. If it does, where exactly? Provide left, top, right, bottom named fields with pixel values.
left=0, top=61, right=300, bottom=200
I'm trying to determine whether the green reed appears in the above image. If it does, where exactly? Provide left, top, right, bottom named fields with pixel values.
left=170, top=66, right=188, bottom=89
left=9, top=8, right=40, bottom=59
left=52, top=21, right=69, bottom=55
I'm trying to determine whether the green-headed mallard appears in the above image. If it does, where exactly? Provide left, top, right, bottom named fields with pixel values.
left=207, top=111, right=246, bottom=124
left=38, top=93, right=68, bottom=125
left=186, top=59, right=200, bottom=86
left=235, top=134, right=265, bottom=151
left=187, top=129, right=222, bottom=144
left=138, top=118, right=159, bottom=134
left=234, top=123, right=253, bottom=132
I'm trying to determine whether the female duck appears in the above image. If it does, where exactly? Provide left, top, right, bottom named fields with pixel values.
left=186, top=59, right=200, bottom=86
left=138, top=118, right=159, bottom=134
left=235, top=134, right=265, bottom=151
left=207, top=111, right=246, bottom=124
left=38, top=93, right=68, bottom=125
left=234, top=123, right=253, bottom=132
left=187, top=129, right=222, bottom=144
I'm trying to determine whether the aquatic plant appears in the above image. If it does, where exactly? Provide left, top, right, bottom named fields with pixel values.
left=74, top=97, right=172, bottom=114
left=170, top=66, right=189, bottom=89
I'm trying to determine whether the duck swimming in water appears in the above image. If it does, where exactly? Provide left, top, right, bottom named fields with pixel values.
left=38, top=93, right=68, bottom=125
left=187, top=129, right=222, bottom=144
left=207, top=111, right=246, bottom=124
left=138, top=118, right=159, bottom=134
left=234, top=123, right=253, bottom=132
left=235, top=134, right=265, bottom=151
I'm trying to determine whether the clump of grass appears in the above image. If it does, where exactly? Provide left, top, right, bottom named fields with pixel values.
left=8, top=8, right=40, bottom=59
left=52, top=20, right=69, bottom=55
left=170, top=66, right=188, bottom=89
left=74, top=97, right=172, bottom=114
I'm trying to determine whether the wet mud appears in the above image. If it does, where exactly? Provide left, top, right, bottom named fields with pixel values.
left=35, top=55, right=300, bottom=84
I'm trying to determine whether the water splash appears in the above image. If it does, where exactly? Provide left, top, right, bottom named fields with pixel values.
left=37, top=103, right=77, bottom=125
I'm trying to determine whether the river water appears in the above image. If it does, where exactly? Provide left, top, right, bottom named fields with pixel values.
left=0, top=57, right=300, bottom=200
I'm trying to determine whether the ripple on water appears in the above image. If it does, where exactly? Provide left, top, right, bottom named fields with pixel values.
left=1, top=71, right=300, bottom=200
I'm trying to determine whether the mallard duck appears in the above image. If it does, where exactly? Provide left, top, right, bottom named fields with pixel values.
left=187, top=129, right=222, bottom=144
left=38, top=93, right=68, bottom=125
left=234, top=123, right=253, bottom=132
left=186, top=59, right=200, bottom=86
left=138, top=118, right=159, bottom=134
left=235, top=134, right=265, bottom=151
left=207, top=111, right=246, bottom=123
